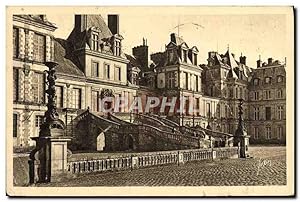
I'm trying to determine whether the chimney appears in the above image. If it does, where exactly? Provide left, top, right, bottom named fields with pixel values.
left=208, top=51, right=216, bottom=66
left=170, top=33, right=176, bottom=43
left=133, top=39, right=149, bottom=69
left=208, top=51, right=216, bottom=59
left=268, top=57, right=273, bottom=65
left=74, top=15, right=87, bottom=32
left=240, top=55, right=246, bottom=65
left=108, top=14, right=119, bottom=35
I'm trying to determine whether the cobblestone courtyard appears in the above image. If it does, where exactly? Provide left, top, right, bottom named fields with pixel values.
left=38, top=146, right=286, bottom=187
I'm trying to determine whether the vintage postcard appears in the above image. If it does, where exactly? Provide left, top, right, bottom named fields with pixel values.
left=6, top=6, right=294, bottom=197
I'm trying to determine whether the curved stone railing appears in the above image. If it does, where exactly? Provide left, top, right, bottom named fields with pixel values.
left=150, top=114, right=180, bottom=128
left=199, top=127, right=234, bottom=138
left=89, top=112, right=121, bottom=131
left=122, top=124, right=200, bottom=148
left=108, top=113, right=134, bottom=125
left=67, top=147, right=238, bottom=174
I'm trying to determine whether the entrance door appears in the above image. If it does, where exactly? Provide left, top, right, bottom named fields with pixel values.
left=124, top=135, right=134, bottom=151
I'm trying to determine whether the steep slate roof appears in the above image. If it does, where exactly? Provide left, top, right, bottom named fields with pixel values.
left=53, top=38, right=85, bottom=77
left=153, top=33, right=197, bottom=68
left=170, top=34, right=185, bottom=45
left=84, top=15, right=113, bottom=39
left=125, top=54, right=141, bottom=68
left=67, top=15, right=113, bottom=50
left=208, top=49, right=253, bottom=81
left=224, top=50, right=239, bottom=68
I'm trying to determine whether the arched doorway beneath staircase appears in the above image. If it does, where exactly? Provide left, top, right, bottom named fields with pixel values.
left=96, top=132, right=105, bottom=151
left=124, top=134, right=135, bottom=151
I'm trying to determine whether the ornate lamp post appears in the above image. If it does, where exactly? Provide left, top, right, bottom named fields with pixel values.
left=234, top=98, right=250, bottom=158
left=29, top=62, right=71, bottom=183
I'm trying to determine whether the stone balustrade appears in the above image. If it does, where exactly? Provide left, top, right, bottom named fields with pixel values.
left=67, top=147, right=238, bottom=174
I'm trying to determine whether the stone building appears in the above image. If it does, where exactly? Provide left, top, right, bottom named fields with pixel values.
left=247, top=57, right=286, bottom=144
left=13, top=15, right=57, bottom=147
left=12, top=14, right=139, bottom=148
left=12, top=14, right=286, bottom=150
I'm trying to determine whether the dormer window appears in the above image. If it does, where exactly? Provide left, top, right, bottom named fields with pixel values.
left=91, top=32, right=99, bottom=51
left=253, top=78, right=259, bottom=86
left=277, top=75, right=283, bottom=83
left=114, top=40, right=121, bottom=56
left=193, top=53, right=197, bottom=65
left=265, top=77, right=271, bottom=84
left=182, top=49, right=187, bottom=63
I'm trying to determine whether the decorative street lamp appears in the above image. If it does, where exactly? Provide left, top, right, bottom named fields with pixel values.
left=29, top=61, right=71, bottom=184
left=234, top=98, right=250, bottom=158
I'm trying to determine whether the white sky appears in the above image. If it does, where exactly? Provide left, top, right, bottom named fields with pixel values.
left=47, top=8, right=288, bottom=68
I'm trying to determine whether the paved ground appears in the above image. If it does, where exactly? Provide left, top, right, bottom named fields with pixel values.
left=37, top=146, right=286, bottom=187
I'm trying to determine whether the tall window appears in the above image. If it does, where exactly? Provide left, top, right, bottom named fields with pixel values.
left=35, top=115, right=44, bottom=129
left=277, top=106, right=284, bottom=120
left=183, top=50, right=187, bottom=63
left=229, top=88, right=233, bottom=98
left=254, top=91, right=259, bottom=100
left=195, top=76, right=199, bottom=92
left=55, top=86, right=63, bottom=108
left=195, top=98, right=200, bottom=115
left=32, top=72, right=45, bottom=104
left=115, top=40, right=121, bottom=56
left=91, top=91, right=99, bottom=112
left=239, top=87, right=243, bottom=99
left=166, top=71, right=175, bottom=89
left=254, top=107, right=260, bottom=120
left=33, top=33, right=45, bottom=63
left=115, top=66, right=121, bottom=81
left=254, top=127, right=259, bottom=139
left=206, top=103, right=211, bottom=118
left=235, top=87, right=239, bottom=99
left=193, top=53, right=197, bottom=65
left=91, top=62, right=99, bottom=77
left=13, top=27, right=19, bottom=58
left=72, top=88, right=81, bottom=109
left=13, top=68, right=18, bottom=102
left=266, top=107, right=271, bottom=120
left=13, top=114, right=18, bottom=138
left=277, top=126, right=283, bottom=140
left=104, top=64, right=110, bottom=79
left=277, top=89, right=283, bottom=98
left=91, top=33, right=99, bottom=51
left=265, top=90, right=271, bottom=100
left=184, top=72, right=188, bottom=90
left=34, top=115, right=44, bottom=136
left=266, top=127, right=272, bottom=139
left=132, top=73, right=138, bottom=85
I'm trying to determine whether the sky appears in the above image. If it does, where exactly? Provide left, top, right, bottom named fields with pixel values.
left=46, top=8, right=288, bottom=68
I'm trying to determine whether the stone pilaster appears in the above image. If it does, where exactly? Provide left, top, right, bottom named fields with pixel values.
left=63, top=85, right=68, bottom=108
left=51, top=37, right=55, bottom=61
left=18, top=69, right=25, bottom=102
left=174, top=71, right=178, bottom=87
left=27, top=30, right=34, bottom=61
left=22, top=110, right=31, bottom=147
left=81, top=86, right=86, bottom=109
left=18, top=28, right=26, bottom=59
left=121, top=91, right=125, bottom=112
left=24, top=69, right=34, bottom=103
left=85, top=85, right=92, bottom=109
left=45, top=35, right=51, bottom=62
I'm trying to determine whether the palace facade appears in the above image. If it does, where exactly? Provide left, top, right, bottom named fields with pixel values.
left=12, top=14, right=286, bottom=149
